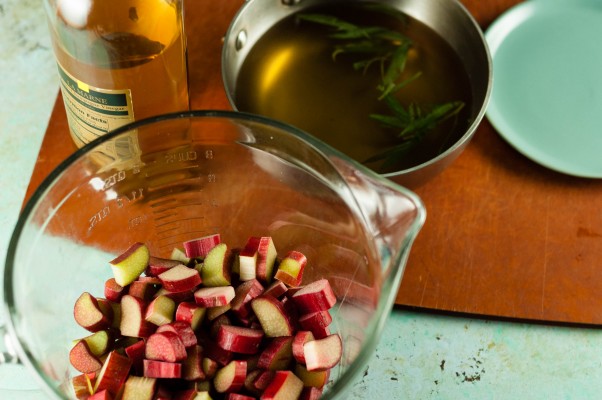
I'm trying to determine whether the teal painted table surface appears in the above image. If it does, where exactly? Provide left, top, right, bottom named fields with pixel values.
left=2, top=1, right=602, bottom=399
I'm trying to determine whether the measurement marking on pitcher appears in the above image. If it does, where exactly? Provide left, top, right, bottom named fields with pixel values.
left=128, top=214, right=148, bottom=229
left=151, top=201, right=205, bottom=216
left=88, top=196, right=147, bottom=231
left=164, top=150, right=198, bottom=163
left=103, top=170, right=126, bottom=190
left=145, top=166, right=202, bottom=184
left=153, top=212, right=179, bottom=222
left=88, top=205, right=110, bottom=231
left=151, top=192, right=214, bottom=246
left=116, top=187, right=144, bottom=207
left=154, top=216, right=207, bottom=230
left=149, top=198, right=178, bottom=209
left=88, top=149, right=215, bottom=233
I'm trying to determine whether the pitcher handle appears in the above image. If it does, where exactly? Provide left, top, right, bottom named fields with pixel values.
left=0, top=320, right=19, bottom=364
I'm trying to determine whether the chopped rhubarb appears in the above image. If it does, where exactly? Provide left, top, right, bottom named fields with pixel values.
left=251, top=295, right=294, bottom=337
left=217, top=325, right=264, bottom=354
left=291, top=279, right=337, bottom=314
left=257, top=336, right=294, bottom=371
left=156, top=321, right=198, bottom=348
left=109, top=242, right=150, bottom=287
left=145, top=331, right=187, bottom=363
left=158, top=265, right=202, bottom=293
left=143, top=359, right=182, bottom=379
left=71, top=237, right=344, bottom=400
left=183, top=234, right=221, bottom=259
left=73, top=292, right=110, bottom=332
left=303, top=334, right=343, bottom=372
left=175, top=301, right=206, bottom=330
left=260, top=370, right=303, bottom=400
left=104, top=278, right=126, bottom=302
left=214, top=360, right=247, bottom=394
left=274, top=250, right=307, bottom=287
left=194, top=286, right=235, bottom=308
left=299, top=310, right=333, bottom=339
left=69, top=340, right=102, bottom=373
left=292, top=331, right=315, bottom=364
left=146, top=256, right=182, bottom=277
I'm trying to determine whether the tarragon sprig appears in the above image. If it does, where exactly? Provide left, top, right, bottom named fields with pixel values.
left=367, top=97, right=465, bottom=168
left=297, top=13, right=465, bottom=170
left=297, top=13, right=412, bottom=94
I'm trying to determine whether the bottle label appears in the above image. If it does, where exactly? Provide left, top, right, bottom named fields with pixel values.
left=57, top=62, right=135, bottom=148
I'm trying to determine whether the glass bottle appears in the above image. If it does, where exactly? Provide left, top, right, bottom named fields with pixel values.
left=43, top=0, right=190, bottom=149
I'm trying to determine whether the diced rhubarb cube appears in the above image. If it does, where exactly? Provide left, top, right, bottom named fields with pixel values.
left=214, top=360, right=247, bottom=394
left=183, top=234, right=221, bottom=259
left=158, top=265, right=202, bottom=293
left=263, top=280, right=288, bottom=299
left=120, top=295, right=154, bottom=338
left=143, top=359, right=182, bottom=379
left=144, top=295, right=176, bottom=326
left=292, top=331, right=315, bottom=364
left=109, top=242, right=150, bottom=287
left=217, top=325, right=264, bottom=355
left=202, top=243, right=232, bottom=286
left=73, top=292, right=111, bottom=332
left=251, top=295, right=294, bottom=337
left=104, top=278, right=126, bottom=302
left=175, top=301, right=206, bottom=331
left=156, top=321, right=198, bottom=348
left=145, top=331, right=187, bottom=362
left=291, top=279, right=336, bottom=313
left=194, top=286, right=235, bottom=308
left=94, top=351, right=133, bottom=396
left=69, top=340, right=102, bottom=373
left=274, top=250, right=307, bottom=287
left=260, top=370, right=303, bottom=400
left=257, top=336, right=294, bottom=371
left=303, top=334, right=343, bottom=372
left=230, top=279, right=264, bottom=320
left=146, top=256, right=182, bottom=277
left=182, top=345, right=205, bottom=381
left=298, top=311, right=333, bottom=339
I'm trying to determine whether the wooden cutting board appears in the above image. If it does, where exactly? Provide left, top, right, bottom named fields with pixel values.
left=25, top=0, right=602, bottom=326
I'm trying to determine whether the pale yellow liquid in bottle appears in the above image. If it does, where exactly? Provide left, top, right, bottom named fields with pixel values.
left=49, top=0, right=189, bottom=147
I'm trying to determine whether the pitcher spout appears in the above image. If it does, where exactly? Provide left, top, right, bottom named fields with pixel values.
left=331, top=156, right=426, bottom=285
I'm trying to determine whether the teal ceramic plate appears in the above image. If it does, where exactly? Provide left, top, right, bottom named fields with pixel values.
left=485, top=0, right=602, bottom=178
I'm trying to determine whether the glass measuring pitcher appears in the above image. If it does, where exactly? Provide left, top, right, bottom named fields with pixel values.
left=2, top=111, right=425, bottom=399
